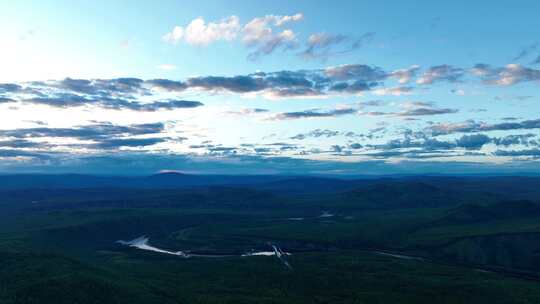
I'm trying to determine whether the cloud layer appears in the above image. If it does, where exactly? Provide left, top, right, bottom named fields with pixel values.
left=0, top=59, right=539, bottom=174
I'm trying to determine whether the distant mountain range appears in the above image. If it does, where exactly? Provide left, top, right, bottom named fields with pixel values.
left=2, top=173, right=540, bottom=198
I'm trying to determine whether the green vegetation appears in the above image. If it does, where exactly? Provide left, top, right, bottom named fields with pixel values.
left=2, top=176, right=540, bottom=303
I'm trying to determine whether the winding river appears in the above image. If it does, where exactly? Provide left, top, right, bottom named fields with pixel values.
left=117, top=236, right=292, bottom=268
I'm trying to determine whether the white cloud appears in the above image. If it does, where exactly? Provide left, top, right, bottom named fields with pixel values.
left=163, top=16, right=240, bottom=46
left=241, top=14, right=302, bottom=60
left=162, top=13, right=303, bottom=59
left=242, top=14, right=302, bottom=45
left=162, top=26, right=184, bottom=44
left=274, top=13, right=304, bottom=26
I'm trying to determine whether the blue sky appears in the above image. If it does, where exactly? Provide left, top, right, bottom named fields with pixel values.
left=0, top=1, right=539, bottom=175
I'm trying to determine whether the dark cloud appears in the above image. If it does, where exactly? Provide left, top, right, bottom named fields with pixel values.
left=54, top=77, right=144, bottom=95
left=2, top=77, right=204, bottom=111
left=417, top=65, right=464, bottom=84
left=471, top=63, right=540, bottom=85
left=361, top=148, right=474, bottom=159
left=0, top=122, right=165, bottom=141
left=241, top=15, right=303, bottom=61
left=269, top=108, right=357, bottom=120
left=5, top=62, right=494, bottom=108
left=54, top=78, right=94, bottom=94
left=0, top=149, right=56, bottom=160
left=359, top=132, right=538, bottom=161
left=291, top=129, right=340, bottom=140
left=92, top=137, right=172, bottom=149
left=0, top=122, right=169, bottom=153
left=361, top=133, right=497, bottom=159
left=300, top=33, right=347, bottom=59
left=428, top=119, right=540, bottom=136
left=397, top=107, right=458, bottom=116
left=360, top=100, right=388, bottom=107
left=181, top=66, right=386, bottom=97
left=267, top=142, right=298, bottom=151
left=3, top=147, right=540, bottom=175
left=358, top=102, right=458, bottom=117
left=299, top=32, right=375, bottom=60
left=0, top=97, right=15, bottom=103
left=324, top=64, right=387, bottom=82
left=187, top=75, right=267, bottom=93
left=267, top=87, right=326, bottom=98
left=0, top=139, right=43, bottom=149
left=290, top=129, right=369, bottom=140
left=2, top=61, right=537, bottom=120
left=122, top=99, right=203, bottom=111
left=455, top=134, right=491, bottom=149
left=225, top=108, right=269, bottom=115
left=329, top=80, right=377, bottom=93
left=145, top=79, right=187, bottom=91
left=493, top=134, right=537, bottom=146
left=24, top=94, right=94, bottom=107
left=20, top=94, right=202, bottom=111
left=362, top=150, right=422, bottom=159
left=513, top=43, right=538, bottom=61
left=207, top=146, right=238, bottom=155
left=0, top=83, right=23, bottom=93
left=330, top=145, right=344, bottom=153
left=494, top=149, right=540, bottom=157
left=369, top=137, right=455, bottom=151
left=189, top=141, right=299, bottom=157
left=263, top=70, right=316, bottom=87
left=246, top=32, right=298, bottom=61
left=349, top=143, right=363, bottom=149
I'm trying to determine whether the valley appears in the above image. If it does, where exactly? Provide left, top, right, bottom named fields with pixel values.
left=2, top=174, right=540, bottom=303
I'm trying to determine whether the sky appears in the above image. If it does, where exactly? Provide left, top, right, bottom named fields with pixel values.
left=0, top=0, right=540, bottom=175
